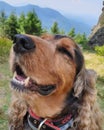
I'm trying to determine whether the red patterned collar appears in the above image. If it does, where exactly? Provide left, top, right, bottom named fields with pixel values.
left=28, top=108, right=73, bottom=130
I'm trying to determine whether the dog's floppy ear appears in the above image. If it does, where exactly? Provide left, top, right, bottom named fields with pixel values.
left=74, top=68, right=97, bottom=98
left=73, top=47, right=96, bottom=97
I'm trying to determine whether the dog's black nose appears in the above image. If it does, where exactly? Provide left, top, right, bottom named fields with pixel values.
left=13, top=34, right=35, bottom=53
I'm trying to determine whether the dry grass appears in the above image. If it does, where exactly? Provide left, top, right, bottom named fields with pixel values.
left=84, top=51, right=104, bottom=77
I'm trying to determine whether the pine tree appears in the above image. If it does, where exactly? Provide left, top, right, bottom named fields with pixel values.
left=68, top=28, right=76, bottom=38
left=24, top=10, right=43, bottom=35
left=0, top=11, right=7, bottom=37
left=51, top=22, right=60, bottom=34
left=75, top=33, right=88, bottom=45
left=82, top=33, right=88, bottom=43
left=60, top=29, right=65, bottom=35
left=6, top=12, right=18, bottom=39
left=18, top=12, right=26, bottom=34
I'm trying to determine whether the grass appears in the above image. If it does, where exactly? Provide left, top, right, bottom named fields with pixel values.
left=84, top=50, right=104, bottom=110
left=0, top=50, right=104, bottom=129
left=0, top=38, right=12, bottom=63
left=0, top=61, right=11, bottom=129
left=84, top=50, right=104, bottom=77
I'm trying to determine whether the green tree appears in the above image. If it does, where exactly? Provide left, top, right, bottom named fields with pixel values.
left=74, top=33, right=88, bottom=49
left=0, top=11, right=8, bottom=37
left=42, top=28, right=48, bottom=34
left=82, top=33, right=88, bottom=43
left=18, top=12, right=26, bottom=33
left=60, top=29, right=65, bottom=35
left=6, top=12, right=18, bottom=39
left=51, top=22, right=60, bottom=34
left=74, top=33, right=88, bottom=44
left=24, top=10, right=43, bottom=35
left=68, top=28, right=76, bottom=38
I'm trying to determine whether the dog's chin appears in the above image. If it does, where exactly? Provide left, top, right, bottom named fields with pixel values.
left=11, top=64, right=56, bottom=96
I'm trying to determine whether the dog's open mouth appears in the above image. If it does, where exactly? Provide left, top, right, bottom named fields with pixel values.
left=11, top=64, right=56, bottom=96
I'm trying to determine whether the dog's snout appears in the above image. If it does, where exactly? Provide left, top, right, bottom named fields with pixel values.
left=13, top=34, right=35, bottom=53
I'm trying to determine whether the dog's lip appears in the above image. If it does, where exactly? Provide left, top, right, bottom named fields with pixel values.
left=11, top=71, right=56, bottom=95
left=14, top=72, right=32, bottom=88
left=11, top=72, right=35, bottom=89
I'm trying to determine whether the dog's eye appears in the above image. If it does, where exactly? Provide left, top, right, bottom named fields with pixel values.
left=37, top=85, right=56, bottom=96
left=57, top=47, right=73, bottom=59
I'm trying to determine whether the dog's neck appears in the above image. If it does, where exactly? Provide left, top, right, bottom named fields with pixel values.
left=27, top=90, right=80, bottom=130
left=27, top=108, right=74, bottom=130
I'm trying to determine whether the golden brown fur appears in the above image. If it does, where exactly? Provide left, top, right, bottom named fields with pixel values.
left=9, top=34, right=103, bottom=130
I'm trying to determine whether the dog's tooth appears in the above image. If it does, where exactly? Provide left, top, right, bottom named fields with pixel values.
left=13, top=71, right=17, bottom=78
left=24, top=77, right=30, bottom=87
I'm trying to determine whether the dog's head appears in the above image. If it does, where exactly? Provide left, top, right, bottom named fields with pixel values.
left=10, top=34, right=94, bottom=118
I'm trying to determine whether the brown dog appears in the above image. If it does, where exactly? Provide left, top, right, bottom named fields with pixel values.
left=9, top=34, right=103, bottom=130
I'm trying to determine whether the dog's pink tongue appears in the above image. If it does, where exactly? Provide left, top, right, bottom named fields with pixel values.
left=16, top=75, right=25, bottom=81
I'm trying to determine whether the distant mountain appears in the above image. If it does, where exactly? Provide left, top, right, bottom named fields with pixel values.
left=0, top=1, right=91, bottom=35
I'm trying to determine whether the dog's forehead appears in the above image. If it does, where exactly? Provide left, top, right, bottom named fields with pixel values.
left=23, top=34, right=76, bottom=49
left=41, top=34, right=76, bottom=46
left=41, top=34, right=72, bottom=41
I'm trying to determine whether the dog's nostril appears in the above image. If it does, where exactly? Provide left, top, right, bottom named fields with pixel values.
left=13, top=34, right=35, bottom=53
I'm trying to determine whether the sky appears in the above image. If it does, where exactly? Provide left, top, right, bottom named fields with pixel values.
left=0, top=0, right=103, bottom=25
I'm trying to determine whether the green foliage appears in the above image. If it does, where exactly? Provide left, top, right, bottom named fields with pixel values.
left=0, top=62, right=11, bottom=130
left=0, top=11, right=19, bottom=39
left=60, top=29, right=65, bottom=35
left=42, top=28, right=48, bottom=34
left=67, top=28, right=89, bottom=50
left=5, top=12, right=18, bottom=40
left=74, top=33, right=87, bottom=44
left=18, top=12, right=26, bottom=34
left=50, top=22, right=65, bottom=34
left=0, top=11, right=8, bottom=38
left=74, top=33, right=89, bottom=49
left=0, top=10, right=43, bottom=38
left=18, top=11, right=43, bottom=35
left=68, top=28, right=76, bottom=38
left=51, top=22, right=60, bottom=34
left=95, top=45, right=104, bottom=56
left=23, top=10, right=43, bottom=35
left=0, top=37, right=12, bottom=62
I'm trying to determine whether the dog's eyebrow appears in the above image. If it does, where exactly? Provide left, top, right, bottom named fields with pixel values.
left=57, top=46, right=73, bottom=59
left=54, top=34, right=68, bottom=40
